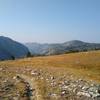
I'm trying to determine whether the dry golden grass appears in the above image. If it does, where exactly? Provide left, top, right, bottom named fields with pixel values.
left=0, top=50, right=100, bottom=83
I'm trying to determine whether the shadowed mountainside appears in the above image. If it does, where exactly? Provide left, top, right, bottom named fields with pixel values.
left=0, top=36, right=29, bottom=60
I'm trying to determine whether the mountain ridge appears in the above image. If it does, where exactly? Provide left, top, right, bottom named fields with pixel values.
left=25, top=40, right=100, bottom=55
left=0, top=36, right=29, bottom=60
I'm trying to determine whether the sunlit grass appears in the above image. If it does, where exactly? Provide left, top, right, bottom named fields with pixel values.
left=0, top=50, right=100, bottom=83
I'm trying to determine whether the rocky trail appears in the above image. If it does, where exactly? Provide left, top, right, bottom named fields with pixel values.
left=17, top=74, right=44, bottom=100
left=0, top=66, right=100, bottom=100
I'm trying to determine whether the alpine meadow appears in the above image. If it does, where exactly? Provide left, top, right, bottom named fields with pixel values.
left=0, top=0, right=100, bottom=100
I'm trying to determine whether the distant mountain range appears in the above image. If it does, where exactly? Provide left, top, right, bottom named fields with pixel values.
left=0, top=36, right=100, bottom=60
left=25, top=40, right=100, bottom=56
left=0, top=36, right=29, bottom=60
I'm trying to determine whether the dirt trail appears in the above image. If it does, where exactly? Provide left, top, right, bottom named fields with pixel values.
left=19, top=74, right=44, bottom=100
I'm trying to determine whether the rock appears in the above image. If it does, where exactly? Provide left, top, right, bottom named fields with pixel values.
left=93, top=94, right=100, bottom=100
left=31, top=70, right=40, bottom=76
left=48, top=93, right=60, bottom=99
left=0, top=68, right=3, bottom=71
left=82, top=86, right=89, bottom=91
left=51, top=93, right=57, bottom=97
left=61, top=90, right=69, bottom=96
left=13, top=76, right=17, bottom=80
left=98, top=85, right=100, bottom=94
left=61, top=90, right=66, bottom=95
left=50, top=81, right=56, bottom=87
left=13, top=97, right=19, bottom=100
left=88, top=86, right=98, bottom=92
left=40, top=77, right=44, bottom=80
left=50, top=76, right=55, bottom=80
left=46, top=78, right=49, bottom=81
left=64, top=80, right=70, bottom=85
left=77, top=92, right=91, bottom=98
left=62, top=85, right=69, bottom=90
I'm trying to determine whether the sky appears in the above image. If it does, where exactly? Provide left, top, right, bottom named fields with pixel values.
left=0, top=0, right=100, bottom=43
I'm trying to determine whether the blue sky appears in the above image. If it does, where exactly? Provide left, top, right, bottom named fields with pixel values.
left=0, top=0, right=100, bottom=43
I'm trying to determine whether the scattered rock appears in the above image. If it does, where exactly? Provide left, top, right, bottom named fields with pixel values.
left=77, top=92, right=91, bottom=97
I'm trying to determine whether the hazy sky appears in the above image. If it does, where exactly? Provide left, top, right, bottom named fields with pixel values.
left=0, top=0, right=100, bottom=43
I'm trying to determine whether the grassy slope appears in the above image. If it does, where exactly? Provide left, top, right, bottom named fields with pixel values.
left=0, top=50, right=100, bottom=83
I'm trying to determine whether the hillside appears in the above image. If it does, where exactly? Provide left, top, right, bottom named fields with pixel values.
left=0, top=50, right=100, bottom=100
left=0, top=36, right=29, bottom=60
left=25, top=40, right=100, bottom=55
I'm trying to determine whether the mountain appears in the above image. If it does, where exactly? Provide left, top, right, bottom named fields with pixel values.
left=0, top=36, right=29, bottom=60
left=25, top=40, right=100, bottom=55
